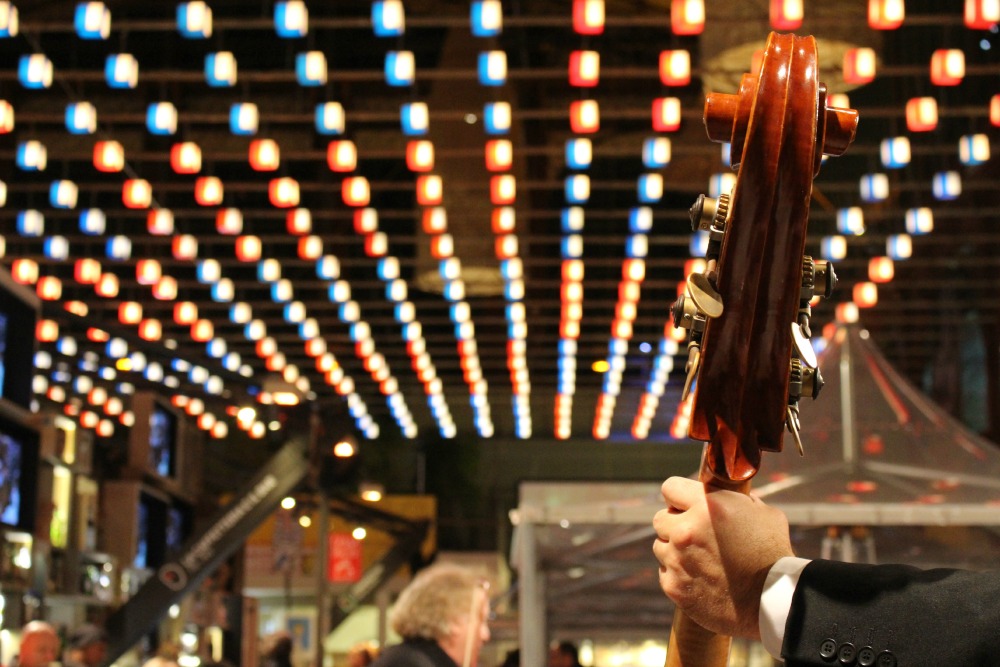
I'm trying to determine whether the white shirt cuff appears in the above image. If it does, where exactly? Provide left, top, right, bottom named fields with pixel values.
left=759, top=556, right=811, bottom=659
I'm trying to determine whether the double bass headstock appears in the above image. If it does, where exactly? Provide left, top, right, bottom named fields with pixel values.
left=671, top=32, right=858, bottom=487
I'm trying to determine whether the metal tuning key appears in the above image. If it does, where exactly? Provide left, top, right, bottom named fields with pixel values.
left=671, top=273, right=724, bottom=401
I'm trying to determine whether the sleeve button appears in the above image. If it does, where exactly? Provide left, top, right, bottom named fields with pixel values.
left=857, top=646, right=876, bottom=666
left=877, top=651, right=897, bottom=667
left=819, top=639, right=838, bottom=660
left=838, top=642, right=857, bottom=664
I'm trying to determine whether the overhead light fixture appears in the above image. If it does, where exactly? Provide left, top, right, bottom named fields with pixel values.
left=359, top=482, right=384, bottom=502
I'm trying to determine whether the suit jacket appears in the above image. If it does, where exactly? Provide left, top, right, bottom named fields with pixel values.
left=370, top=638, right=458, bottom=667
left=781, top=559, right=1000, bottom=666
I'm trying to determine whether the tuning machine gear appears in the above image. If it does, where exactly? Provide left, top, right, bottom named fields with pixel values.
left=689, top=193, right=731, bottom=265
left=798, top=256, right=836, bottom=337
left=671, top=272, right=724, bottom=401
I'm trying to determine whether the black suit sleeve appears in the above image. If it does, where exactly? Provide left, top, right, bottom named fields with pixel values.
left=780, top=559, right=1000, bottom=666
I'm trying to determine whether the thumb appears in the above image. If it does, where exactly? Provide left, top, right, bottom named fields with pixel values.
left=660, top=476, right=702, bottom=512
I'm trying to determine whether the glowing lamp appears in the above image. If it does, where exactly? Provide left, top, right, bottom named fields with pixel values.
left=880, top=136, right=910, bottom=168
left=671, top=0, right=705, bottom=35
left=958, top=133, right=990, bottom=165
left=136, top=259, right=161, bottom=285
left=249, top=139, right=280, bottom=171
left=44, top=236, right=69, bottom=260
left=573, top=0, right=604, bottom=34
left=569, top=100, right=599, bottom=133
left=400, top=102, right=428, bottom=136
left=197, top=259, right=221, bottom=283
left=422, top=207, right=448, bottom=233
left=50, top=180, right=78, bottom=209
left=296, top=51, right=327, bottom=86
left=0, top=180, right=4, bottom=207
left=315, top=101, right=345, bottom=135
left=373, top=0, right=405, bottom=36
left=295, top=236, right=321, bottom=260
left=406, top=140, right=435, bottom=172
left=217, top=208, right=243, bottom=234
left=0, top=2, right=17, bottom=37
left=168, top=141, right=201, bottom=174
left=486, top=139, right=514, bottom=171
left=853, top=281, right=878, bottom=308
left=35, top=276, right=61, bottom=301
left=887, top=234, right=912, bottom=260
left=177, top=1, right=213, bottom=38
left=569, top=50, right=600, bottom=87
left=365, top=231, right=388, bottom=257
left=93, top=140, right=124, bottom=172
left=191, top=319, right=213, bottom=342
left=930, top=49, right=964, bottom=85
left=659, top=50, right=691, bottom=86
left=195, top=176, right=224, bottom=206
left=10, top=259, right=37, bottom=285
left=205, top=51, right=237, bottom=87
left=868, top=0, right=904, bottom=28
left=105, top=54, right=138, bottom=89
left=492, top=207, right=515, bottom=234
left=145, top=209, right=174, bottom=236
left=17, top=210, right=43, bottom=236
left=565, top=138, right=592, bottom=169
left=287, top=208, right=312, bottom=234
left=495, top=234, right=518, bottom=259
left=491, top=174, right=516, bottom=205
left=119, top=301, right=143, bottom=324
left=905, top=96, right=938, bottom=131
left=325, top=140, right=359, bottom=173
left=629, top=207, right=653, bottom=232
left=416, top=175, right=443, bottom=205
left=152, top=276, right=178, bottom=300
left=638, top=174, right=663, bottom=203
left=65, top=102, right=97, bottom=134
left=235, top=235, right=262, bottom=262
left=212, top=279, right=234, bottom=302
left=689, top=230, right=709, bottom=257
left=275, top=1, right=308, bottom=37
left=95, top=273, right=119, bottom=297
left=74, top=258, right=101, bottom=284
left=859, top=173, right=889, bottom=202
left=123, top=179, right=152, bottom=208
left=19, top=54, right=53, bottom=89
left=905, top=207, right=933, bottom=235
left=932, top=171, right=961, bottom=200
left=836, top=207, right=865, bottom=235
left=623, top=258, right=646, bottom=282
left=966, top=0, right=1000, bottom=27
left=342, top=176, right=371, bottom=206
left=770, top=0, right=803, bottom=29
left=427, top=234, right=452, bottom=260
left=562, top=175, right=588, bottom=204
left=821, top=236, right=847, bottom=262
left=229, top=102, right=258, bottom=135
left=385, top=50, right=415, bottom=86
left=146, top=102, right=177, bottom=135
left=642, top=137, right=672, bottom=169
left=135, top=319, right=160, bottom=342
left=471, top=1, right=502, bottom=36
left=843, top=48, right=876, bottom=85
left=0, top=100, right=12, bottom=133
left=652, top=97, right=682, bottom=132
left=269, top=177, right=300, bottom=207
left=16, top=140, right=46, bottom=171
left=868, top=256, right=894, bottom=283
left=478, top=51, right=507, bottom=86
left=173, top=234, right=198, bottom=260
left=36, top=320, right=59, bottom=343
left=484, top=101, right=512, bottom=134
left=709, top=172, right=736, bottom=198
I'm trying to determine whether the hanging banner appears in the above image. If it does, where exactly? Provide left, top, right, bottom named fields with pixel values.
left=327, top=532, right=362, bottom=583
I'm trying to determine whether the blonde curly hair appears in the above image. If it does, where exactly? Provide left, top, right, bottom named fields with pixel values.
left=388, top=562, right=487, bottom=640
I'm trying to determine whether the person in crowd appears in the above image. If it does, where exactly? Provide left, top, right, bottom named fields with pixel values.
left=261, top=631, right=295, bottom=667
left=62, top=623, right=108, bottom=667
left=9, top=620, right=60, bottom=667
left=652, top=475, right=1000, bottom=666
left=547, top=641, right=582, bottom=667
left=370, top=562, right=492, bottom=667
left=346, top=640, right=380, bottom=666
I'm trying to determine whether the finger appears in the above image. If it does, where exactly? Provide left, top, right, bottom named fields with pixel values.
left=661, top=476, right=703, bottom=512
left=652, top=507, right=674, bottom=541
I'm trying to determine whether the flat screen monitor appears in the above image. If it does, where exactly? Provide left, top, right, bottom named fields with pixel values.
left=0, top=403, right=39, bottom=533
left=0, top=270, right=40, bottom=410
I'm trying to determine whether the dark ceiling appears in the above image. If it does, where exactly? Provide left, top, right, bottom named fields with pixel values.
left=1, top=0, right=999, bottom=460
